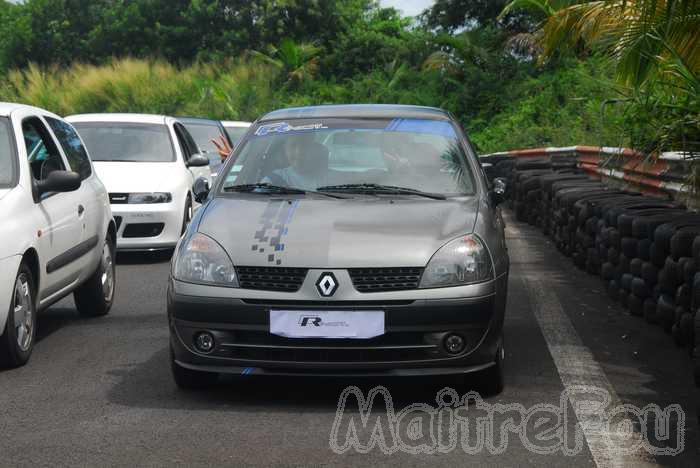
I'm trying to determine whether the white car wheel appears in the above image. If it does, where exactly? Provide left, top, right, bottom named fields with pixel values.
left=0, top=263, right=36, bottom=368
left=74, top=235, right=116, bottom=317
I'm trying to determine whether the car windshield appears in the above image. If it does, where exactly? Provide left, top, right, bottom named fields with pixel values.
left=72, top=122, right=175, bottom=162
left=183, top=122, right=224, bottom=156
left=224, top=126, right=248, bottom=144
left=0, top=117, right=16, bottom=187
left=219, top=118, right=475, bottom=196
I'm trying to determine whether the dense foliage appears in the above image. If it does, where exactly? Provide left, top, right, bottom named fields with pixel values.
left=0, top=0, right=694, bottom=155
left=502, top=0, right=700, bottom=155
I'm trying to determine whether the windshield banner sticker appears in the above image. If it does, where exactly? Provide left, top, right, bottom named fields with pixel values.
left=255, top=122, right=328, bottom=137
left=384, top=119, right=457, bottom=138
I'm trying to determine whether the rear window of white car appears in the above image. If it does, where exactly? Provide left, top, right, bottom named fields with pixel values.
left=224, top=126, right=248, bottom=144
left=0, top=117, right=17, bottom=187
left=183, top=122, right=224, bottom=156
left=73, top=122, right=175, bottom=163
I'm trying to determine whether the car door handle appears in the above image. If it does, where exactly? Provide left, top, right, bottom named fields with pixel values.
left=78, top=205, right=85, bottom=216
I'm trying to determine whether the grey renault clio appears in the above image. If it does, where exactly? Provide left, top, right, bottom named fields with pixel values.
left=168, top=104, right=509, bottom=392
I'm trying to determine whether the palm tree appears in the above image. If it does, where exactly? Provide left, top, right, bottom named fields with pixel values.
left=500, top=0, right=700, bottom=88
left=501, top=0, right=700, bottom=158
left=422, top=30, right=490, bottom=75
left=248, top=38, right=320, bottom=84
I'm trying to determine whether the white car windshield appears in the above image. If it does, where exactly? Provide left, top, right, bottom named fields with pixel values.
left=0, top=118, right=16, bottom=187
left=73, top=123, right=175, bottom=162
left=219, top=118, right=475, bottom=195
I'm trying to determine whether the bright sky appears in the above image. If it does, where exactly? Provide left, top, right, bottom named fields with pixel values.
left=379, top=0, right=435, bottom=17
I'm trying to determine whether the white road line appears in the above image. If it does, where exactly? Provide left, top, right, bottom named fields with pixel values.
left=508, top=222, right=658, bottom=468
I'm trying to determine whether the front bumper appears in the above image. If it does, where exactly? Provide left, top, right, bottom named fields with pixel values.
left=112, top=203, right=183, bottom=250
left=168, top=273, right=507, bottom=376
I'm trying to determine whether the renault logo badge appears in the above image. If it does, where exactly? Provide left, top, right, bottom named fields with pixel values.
left=316, top=272, right=338, bottom=297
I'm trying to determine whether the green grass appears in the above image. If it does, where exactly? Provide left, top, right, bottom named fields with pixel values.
left=0, top=58, right=280, bottom=120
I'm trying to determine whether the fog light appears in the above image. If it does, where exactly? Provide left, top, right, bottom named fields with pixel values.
left=194, top=332, right=215, bottom=353
left=444, top=334, right=466, bottom=355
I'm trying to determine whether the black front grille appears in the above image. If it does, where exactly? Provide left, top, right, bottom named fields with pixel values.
left=109, top=193, right=129, bottom=204
left=241, top=299, right=414, bottom=306
left=218, top=330, right=440, bottom=363
left=122, top=223, right=164, bottom=238
left=349, top=267, right=423, bottom=293
left=114, top=216, right=122, bottom=231
left=237, top=266, right=308, bottom=292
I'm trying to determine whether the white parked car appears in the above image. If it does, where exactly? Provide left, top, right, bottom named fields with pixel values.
left=179, top=117, right=232, bottom=179
left=0, top=103, right=116, bottom=368
left=66, top=114, right=211, bottom=251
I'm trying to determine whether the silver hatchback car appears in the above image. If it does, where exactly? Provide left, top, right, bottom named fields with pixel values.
left=167, top=105, right=509, bottom=392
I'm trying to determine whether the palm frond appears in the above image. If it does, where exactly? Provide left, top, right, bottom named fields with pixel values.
left=503, top=0, right=700, bottom=85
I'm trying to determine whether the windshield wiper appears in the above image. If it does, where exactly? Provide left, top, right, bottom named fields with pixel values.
left=316, top=183, right=446, bottom=200
left=224, top=183, right=347, bottom=199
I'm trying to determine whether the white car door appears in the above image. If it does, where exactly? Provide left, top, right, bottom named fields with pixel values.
left=14, top=112, right=85, bottom=301
left=44, top=116, right=102, bottom=278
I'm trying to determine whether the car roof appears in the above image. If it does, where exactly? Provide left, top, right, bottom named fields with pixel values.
left=66, top=113, right=168, bottom=125
left=221, top=120, right=251, bottom=127
left=177, top=116, right=223, bottom=126
left=259, top=104, right=451, bottom=122
left=0, top=101, right=62, bottom=119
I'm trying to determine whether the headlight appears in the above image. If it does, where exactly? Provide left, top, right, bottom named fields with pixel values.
left=173, top=233, right=239, bottom=287
left=420, top=235, right=493, bottom=288
left=128, top=192, right=172, bottom=204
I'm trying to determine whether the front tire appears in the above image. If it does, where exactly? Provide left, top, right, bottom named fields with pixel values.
left=0, top=263, right=36, bottom=368
left=170, top=348, right=218, bottom=389
left=74, top=235, right=116, bottom=317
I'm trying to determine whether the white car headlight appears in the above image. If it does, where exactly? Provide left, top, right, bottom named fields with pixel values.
left=420, top=235, right=493, bottom=288
left=128, top=192, right=172, bottom=204
left=173, top=233, right=239, bottom=287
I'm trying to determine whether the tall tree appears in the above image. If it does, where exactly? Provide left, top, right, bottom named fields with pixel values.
left=0, top=0, right=377, bottom=68
left=422, top=0, right=536, bottom=32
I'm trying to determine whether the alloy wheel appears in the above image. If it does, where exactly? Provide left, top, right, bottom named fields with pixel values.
left=100, top=243, right=115, bottom=302
left=13, top=273, right=33, bottom=352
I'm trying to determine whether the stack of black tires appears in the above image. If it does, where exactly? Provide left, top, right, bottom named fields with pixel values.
left=499, top=157, right=700, bottom=391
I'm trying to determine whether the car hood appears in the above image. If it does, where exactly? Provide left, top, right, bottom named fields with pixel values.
left=93, top=161, right=179, bottom=193
left=0, top=188, right=10, bottom=202
left=198, top=196, right=480, bottom=268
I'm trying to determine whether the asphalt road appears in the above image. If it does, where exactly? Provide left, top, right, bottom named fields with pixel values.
left=1, top=211, right=698, bottom=467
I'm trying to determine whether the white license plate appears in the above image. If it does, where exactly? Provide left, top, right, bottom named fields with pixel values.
left=269, top=310, right=385, bottom=339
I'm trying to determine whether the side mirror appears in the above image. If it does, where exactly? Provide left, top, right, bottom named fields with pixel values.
left=193, top=177, right=210, bottom=204
left=36, top=171, right=81, bottom=198
left=187, top=153, right=210, bottom=167
left=490, top=177, right=507, bottom=205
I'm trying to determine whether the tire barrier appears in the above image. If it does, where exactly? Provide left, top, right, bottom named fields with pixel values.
left=483, top=146, right=695, bottom=202
left=487, top=147, right=700, bottom=390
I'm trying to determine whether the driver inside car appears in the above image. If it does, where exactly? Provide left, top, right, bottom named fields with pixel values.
left=263, top=133, right=330, bottom=190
